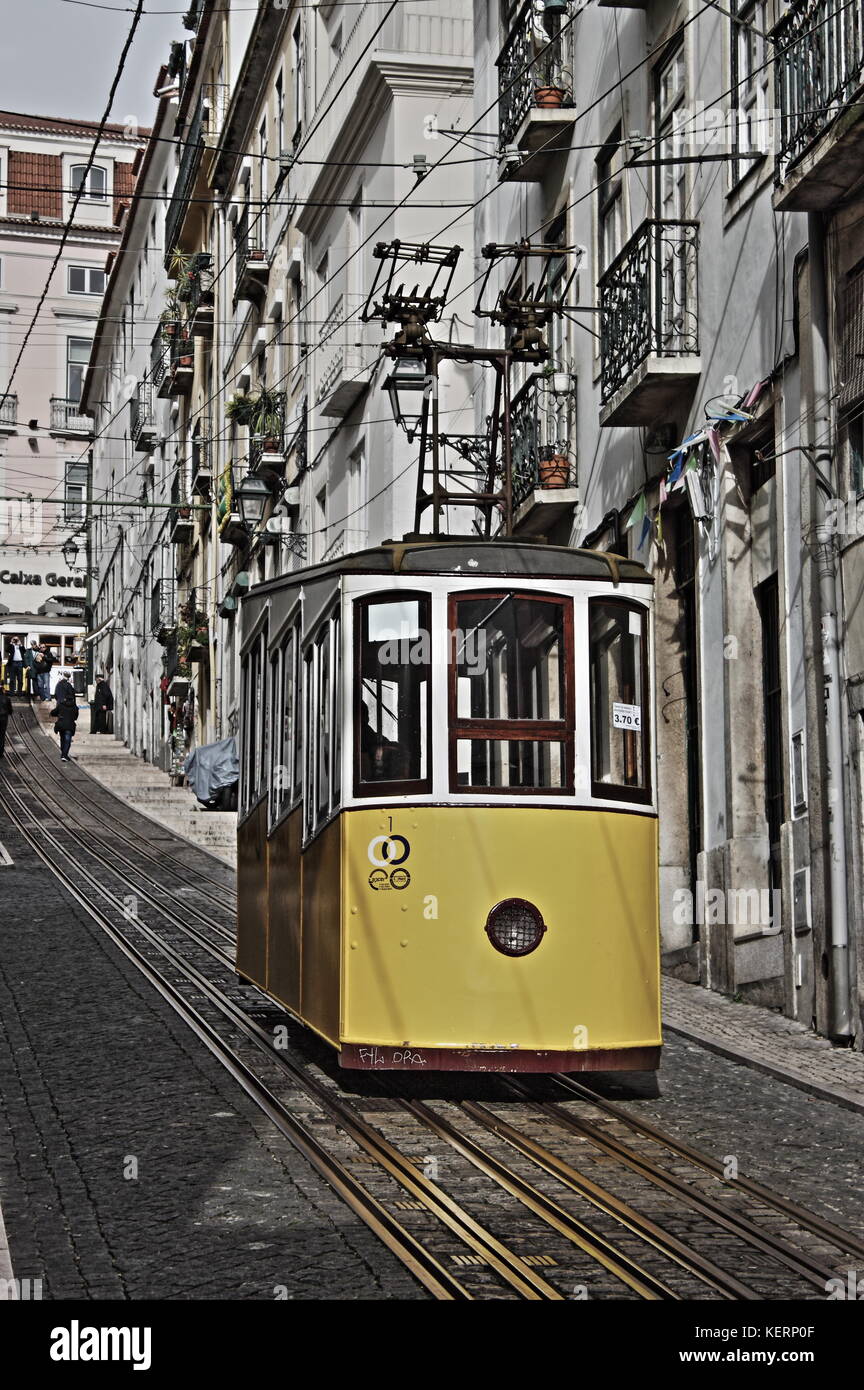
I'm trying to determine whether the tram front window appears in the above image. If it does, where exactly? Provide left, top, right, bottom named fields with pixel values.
left=450, top=593, right=573, bottom=791
left=356, top=595, right=430, bottom=792
left=589, top=600, right=649, bottom=798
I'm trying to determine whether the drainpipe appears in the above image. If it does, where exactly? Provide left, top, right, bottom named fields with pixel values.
left=808, top=211, right=852, bottom=1040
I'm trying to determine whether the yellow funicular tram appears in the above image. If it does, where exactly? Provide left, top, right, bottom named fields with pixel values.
left=236, top=538, right=660, bottom=1072
left=236, top=238, right=660, bottom=1072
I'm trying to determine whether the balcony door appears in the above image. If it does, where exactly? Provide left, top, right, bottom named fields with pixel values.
left=654, top=42, right=687, bottom=352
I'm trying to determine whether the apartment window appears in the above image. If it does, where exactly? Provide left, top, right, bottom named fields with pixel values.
left=596, top=125, right=625, bottom=273
left=258, top=118, right=269, bottom=248
left=655, top=42, right=686, bottom=223
left=844, top=412, right=864, bottom=496
left=275, top=71, right=285, bottom=153
left=292, top=21, right=304, bottom=145
left=68, top=265, right=106, bottom=295
left=730, top=0, right=770, bottom=185
left=70, top=164, right=107, bottom=200
left=64, top=461, right=88, bottom=523
left=66, top=337, right=92, bottom=403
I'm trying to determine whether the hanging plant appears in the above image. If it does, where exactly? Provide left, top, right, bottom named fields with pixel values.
left=225, top=393, right=256, bottom=427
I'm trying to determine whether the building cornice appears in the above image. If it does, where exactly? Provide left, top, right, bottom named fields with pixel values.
left=296, top=53, right=472, bottom=238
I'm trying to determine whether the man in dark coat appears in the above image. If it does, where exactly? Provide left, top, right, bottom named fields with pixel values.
left=5, top=637, right=25, bottom=695
left=93, top=678, right=114, bottom=734
left=51, top=678, right=79, bottom=762
left=0, top=681, right=12, bottom=757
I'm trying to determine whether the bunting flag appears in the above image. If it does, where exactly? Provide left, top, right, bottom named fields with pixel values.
left=705, top=407, right=753, bottom=424
left=659, top=476, right=668, bottom=505
left=668, top=429, right=706, bottom=463
left=625, top=492, right=646, bottom=530
left=706, top=426, right=722, bottom=464
left=743, top=379, right=768, bottom=410
left=638, top=514, right=652, bottom=549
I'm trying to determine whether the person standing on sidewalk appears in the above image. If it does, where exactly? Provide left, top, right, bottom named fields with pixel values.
left=51, top=677, right=79, bottom=762
left=0, top=681, right=12, bottom=757
left=5, top=637, right=25, bottom=695
left=93, top=677, right=114, bottom=734
left=36, top=645, right=55, bottom=701
left=23, top=641, right=39, bottom=700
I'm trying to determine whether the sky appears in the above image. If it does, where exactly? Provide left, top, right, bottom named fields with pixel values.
left=0, top=0, right=181, bottom=129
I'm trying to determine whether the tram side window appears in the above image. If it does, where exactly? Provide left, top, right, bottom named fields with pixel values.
left=450, top=592, right=573, bottom=791
left=241, top=629, right=267, bottom=814
left=589, top=600, right=649, bottom=799
left=355, top=595, right=430, bottom=794
left=271, top=620, right=301, bottom=826
left=303, top=610, right=342, bottom=837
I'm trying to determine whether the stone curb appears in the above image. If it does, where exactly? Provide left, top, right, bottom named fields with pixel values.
left=663, top=1019, right=864, bottom=1117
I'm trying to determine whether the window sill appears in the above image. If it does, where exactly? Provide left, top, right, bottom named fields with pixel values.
left=723, top=153, right=772, bottom=227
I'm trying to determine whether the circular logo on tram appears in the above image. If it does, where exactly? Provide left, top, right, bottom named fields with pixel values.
left=367, top=834, right=410, bottom=868
left=368, top=869, right=389, bottom=891
left=389, top=869, right=410, bottom=890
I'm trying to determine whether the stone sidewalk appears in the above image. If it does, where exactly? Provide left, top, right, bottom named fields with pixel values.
left=663, top=973, right=864, bottom=1115
left=32, top=701, right=236, bottom=866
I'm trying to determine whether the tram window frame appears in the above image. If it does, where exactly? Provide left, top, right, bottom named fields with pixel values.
left=270, top=616, right=302, bottom=830
left=240, top=625, right=269, bottom=816
left=303, top=606, right=342, bottom=840
left=353, top=591, right=433, bottom=799
left=588, top=597, right=651, bottom=805
left=447, top=591, right=575, bottom=795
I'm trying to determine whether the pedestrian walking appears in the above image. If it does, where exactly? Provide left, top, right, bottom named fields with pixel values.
left=93, top=677, right=114, bottom=734
left=35, top=645, right=55, bottom=701
left=51, top=677, right=79, bottom=762
left=5, top=637, right=25, bottom=695
left=24, top=641, right=40, bottom=700
left=0, top=681, right=12, bottom=757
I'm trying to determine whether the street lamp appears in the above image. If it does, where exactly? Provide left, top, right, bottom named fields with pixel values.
left=550, top=369, right=572, bottom=398
left=384, top=356, right=428, bottom=442
left=62, top=536, right=79, bottom=569
left=235, top=471, right=271, bottom=530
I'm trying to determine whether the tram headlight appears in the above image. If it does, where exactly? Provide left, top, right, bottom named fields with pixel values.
left=485, top=898, right=547, bottom=957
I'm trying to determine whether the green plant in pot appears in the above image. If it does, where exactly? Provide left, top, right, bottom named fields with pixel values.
left=250, top=386, right=285, bottom=451
left=225, top=393, right=256, bottom=428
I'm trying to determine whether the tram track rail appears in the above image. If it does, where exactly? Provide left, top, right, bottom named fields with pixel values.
left=8, top=706, right=237, bottom=906
left=1, top=724, right=859, bottom=1302
left=0, top=758, right=698, bottom=1300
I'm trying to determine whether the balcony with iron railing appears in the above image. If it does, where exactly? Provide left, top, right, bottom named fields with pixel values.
left=234, top=206, right=269, bottom=302
left=185, top=256, right=214, bottom=336
left=50, top=397, right=92, bottom=436
left=315, top=294, right=375, bottom=418
left=170, top=472, right=194, bottom=545
left=153, top=325, right=194, bottom=399
left=131, top=382, right=157, bottom=452
left=774, top=0, right=864, bottom=209
left=151, top=576, right=176, bottom=639
left=0, top=392, right=17, bottom=432
left=191, top=428, right=212, bottom=495
left=598, top=219, right=701, bottom=427
left=508, top=372, right=579, bottom=532
left=497, top=0, right=577, bottom=181
left=164, top=94, right=206, bottom=260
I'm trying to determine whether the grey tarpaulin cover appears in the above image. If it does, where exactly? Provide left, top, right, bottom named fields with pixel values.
left=184, top=737, right=240, bottom=802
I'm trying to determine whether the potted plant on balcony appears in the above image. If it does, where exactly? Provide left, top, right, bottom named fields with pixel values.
left=225, top=392, right=256, bottom=428
left=532, top=27, right=570, bottom=108
left=538, top=444, right=570, bottom=487
left=250, top=387, right=285, bottom=454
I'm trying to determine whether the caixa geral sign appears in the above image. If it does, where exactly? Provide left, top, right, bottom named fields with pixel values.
left=0, top=569, right=86, bottom=589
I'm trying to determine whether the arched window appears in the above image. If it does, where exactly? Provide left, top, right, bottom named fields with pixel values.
left=70, top=165, right=107, bottom=200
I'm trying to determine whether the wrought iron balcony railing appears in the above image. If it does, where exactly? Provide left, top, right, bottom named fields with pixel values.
left=774, top=0, right=864, bottom=183
left=508, top=373, right=576, bottom=509
left=0, top=392, right=17, bottom=428
left=191, top=427, right=212, bottom=494
left=234, top=206, right=269, bottom=298
left=165, top=94, right=205, bottom=258
left=169, top=472, right=194, bottom=544
left=151, top=576, right=176, bottom=637
left=497, top=0, right=575, bottom=149
left=50, top=397, right=91, bottom=433
left=598, top=219, right=700, bottom=406
left=131, top=382, right=157, bottom=451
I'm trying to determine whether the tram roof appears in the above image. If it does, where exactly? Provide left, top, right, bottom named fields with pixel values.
left=251, top=540, right=653, bottom=594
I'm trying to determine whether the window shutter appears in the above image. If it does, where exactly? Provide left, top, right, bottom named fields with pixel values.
left=840, top=265, right=864, bottom=408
